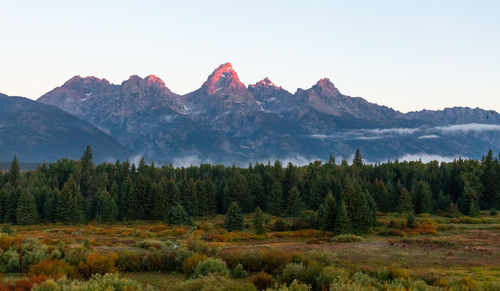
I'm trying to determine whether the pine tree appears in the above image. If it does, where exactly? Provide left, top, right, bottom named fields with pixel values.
left=165, top=178, right=180, bottom=210
left=224, top=202, right=243, bottom=231
left=372, top=179, right=391, bottom=212
left=406, top=212, right=416, bottom=228
left=4, top=185, right=22, bottom=223
left=231, top=172, right=252, bottom=213
left=396, top=188, right=413, bottom=213
left=121, top=177, right=137, bottom=220
left=343, top=184, right=372, bottom=233
left=319, top=191, right=337, bottom=231
left=459, top=185, right=480, bottom=217
left=352, top=149, right=363, bottom=167
left=80, top=145, right=95, bottom=198
left=253, top=207, right=265, bottom=235
left=95, top=188, right=118, bottom=223
left=8, top=156, right=20, bottom=186
left=43, top=188, right=58, bottom=222
left=152, top=178, right=168, bottom=220
left=57, top=176, right=85, bottom=224
left=267, top=182, right=283, bottom=216
left=16, top=190, right=37, bottom=225
left=166, top=204, right=190, bottom=225
left=333, top=201, right=351, bottom=235
left=286, top=186, right=304, bottom=217
left=412, top=180, right=434, bottom=214
left=481, top=150, right=499, bottom=209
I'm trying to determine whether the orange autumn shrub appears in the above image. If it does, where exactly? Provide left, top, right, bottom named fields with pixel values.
left=0, top=274, right=50, bottom=291
left=0, top=235, right=23, bottom=250
left=174, top=226, right=189, bottom=236
left=29, top=259, right=78, bottom=278
left=202, top=233, right=226, bottom=242
left=291, top=229, right=320, bottom=237
left=411, top=221, right=437, bottom=235
left=78, top=252, right=118, bottom=278
left=252, top=271, right=275, bottom=290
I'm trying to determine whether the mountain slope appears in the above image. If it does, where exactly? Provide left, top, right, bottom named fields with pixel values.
left=36, top=64, right=500, bottom=163
left=0, top=93, right=129, bottom=162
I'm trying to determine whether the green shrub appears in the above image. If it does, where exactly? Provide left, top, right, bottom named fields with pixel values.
left=491, top=209, right=498, bottom=216
left=161, top=245, right=193, bottom=272
left=3, top=248, right=21, bottom=272
left=136, top=239, right=168, bottom=250
left=268, top=280, right=311, bottom=291
left=22, top=244, right=49, bottom=270
left=378, top=265, right=410, bottom=281
left=331, top=234, right=363, bottom=243
left=192, top=258, right=230, bottom=278
left=183, top=253, right=208, bottom=276
left=116, top=250, right=143, bottom=272
left=32, top=273, right=156, bottom=291
left=64, top=246, right=89, bottom=266
left=1, top=224, right=13, bottom=235
left=281, top=263, right=306, bottom=285
left=316, top=266, right=350, bottom=290
left=186, top=239, right=218, bottom=256
left=232, top=263, right=247, bottom=278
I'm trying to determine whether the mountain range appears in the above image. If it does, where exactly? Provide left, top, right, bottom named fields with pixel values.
left=2, top=62, right=499, bottom=164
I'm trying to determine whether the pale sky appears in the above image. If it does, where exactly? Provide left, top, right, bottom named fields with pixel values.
left=1, top=0, right=499, bottom=113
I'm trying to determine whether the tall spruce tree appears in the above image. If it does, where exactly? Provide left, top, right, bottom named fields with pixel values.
left=333, top=201, right=351, bottom=235
left=319, top=191, right=337, bottom=232
left=224, top=202, right=243, bottom=231
left=268, top=182, right=283, bottom=216
left=16, top=190, right=37, bottom=225
left=95, top=188, right=118, bottom=223
left=253, top=207, right=265, bottom=235
left=412, top=180, right=434, bottom=214
left=396, top=188, right=414, bottom=213
left=57, top=176, right=85, bottom=224
left=286, top=186, right=304, bottom=217
left=8, top=156, right=20, bottom=186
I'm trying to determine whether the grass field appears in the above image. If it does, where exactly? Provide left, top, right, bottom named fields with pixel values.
left=2, top=212, right=499, bottom=290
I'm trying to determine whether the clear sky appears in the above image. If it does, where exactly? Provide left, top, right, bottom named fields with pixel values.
left=1, top=0, right=499, bottom=112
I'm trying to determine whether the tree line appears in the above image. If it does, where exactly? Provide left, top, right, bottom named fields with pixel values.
left=0, top=146, right=499, bottom=233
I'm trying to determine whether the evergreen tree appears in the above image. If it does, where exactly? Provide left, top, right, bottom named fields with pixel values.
left=95, top=188, right=118, bottom=223
left=319, top=191, right=337, bottom=232
left=352, top=149, right=363, bottom=167
left=333, top=201, right=351, bottom=235
left=152, top=178, right=168, bottom=220
left=459, top=185, right=480, bottom=217
left=8, top=156, right=20, bottom=186
left=436, top=191, right=451, bottom=211
left=406, top=212, right=416, bottom=228
left=267, top=182, right=283, bottom=216
left=372, top=179, right=391, bottom=212
left=396, top=188, right=413, bottom=213
left=224, top=202, right=243, bottom=231
left=230, top=172, right=252, bottom=213
left=57, top=176, right=85, bottom=223
left=79, top=145, right=95, bottom=198
left=481, top=150, right=499, bottom=209
left=165, top=178, right=180, bottom=210
left=121, top=177, right=137, bottom=220
left=43, top=188, right=58, bottom=222
left=286, top=186, right=304, bottom=217
left=253, top=207, right=265, bottom=235
left=166, top=204, right=190, bottom=225
left=16, top=189, right=37, bottom=225
left=343, top=183, right=373, bottom=233
left=4, top=185, right=22, bottom=223
left=412, top=180, right=434, bottom=214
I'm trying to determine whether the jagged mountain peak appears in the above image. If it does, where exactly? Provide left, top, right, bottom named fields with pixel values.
left=203, top=62, right=246, bottom=94
left=63, top=75, right=110, bottom=87
left=313, top=78, right=340, bottom=96
left=249, top=77, right=281, bottom=89
left=145, top=74, right=166, bottom=88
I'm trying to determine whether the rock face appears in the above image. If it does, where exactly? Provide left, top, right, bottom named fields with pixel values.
left=36, top=63, right=500, bottom=163
left=0, top=93, right=129, bottom=162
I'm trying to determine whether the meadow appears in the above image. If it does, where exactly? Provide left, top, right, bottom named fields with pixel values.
left=0, top=211, right=498, bottom=291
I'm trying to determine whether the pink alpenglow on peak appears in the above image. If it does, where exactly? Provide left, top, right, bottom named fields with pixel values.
left=63, top=75, right=110, bottom=87
left=249, top=77, right=281, bottom=89
left=203, top=62, right=246, bottom=94
left=145, top=74, right=166, bottom=88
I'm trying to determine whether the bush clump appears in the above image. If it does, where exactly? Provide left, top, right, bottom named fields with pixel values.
left=192, top=258, right=230, bottom=278
left=252, top=271, right=275, bottom=290
left=281, top=263, right=306, bottom=285
left=78, top=252, right=118, bottom=278
left=232, top=263, right=247, bottom=278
